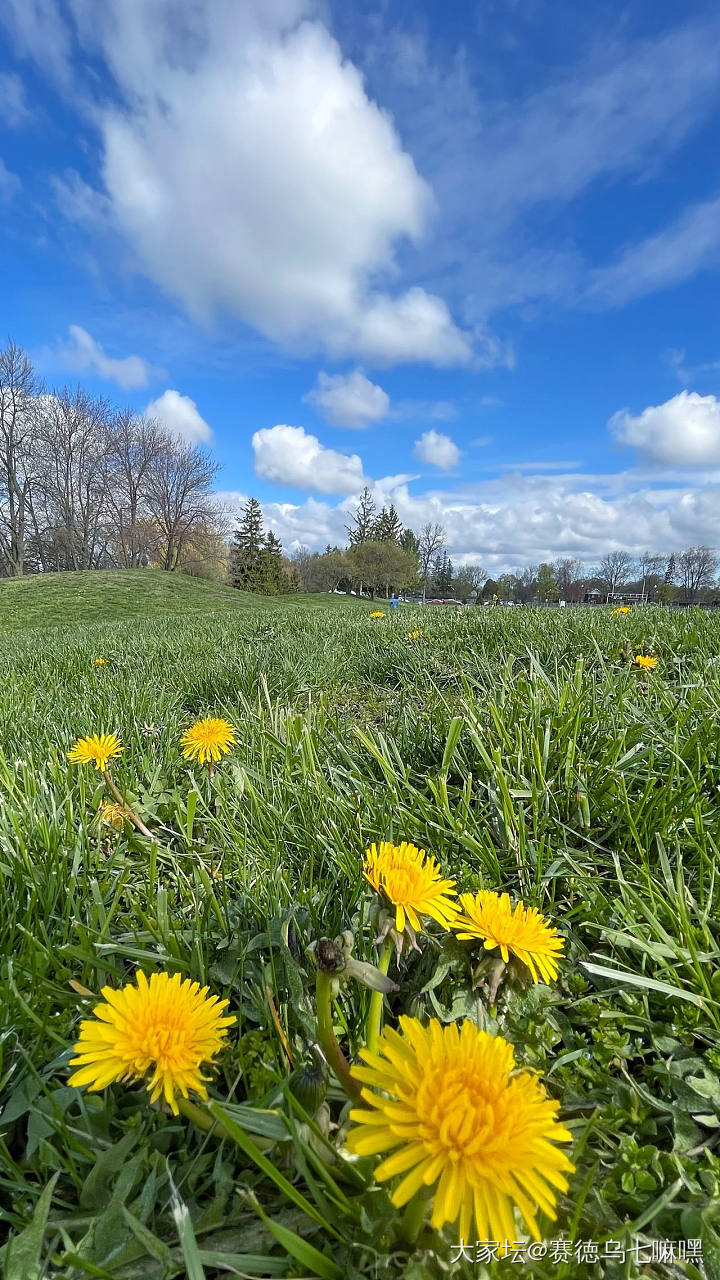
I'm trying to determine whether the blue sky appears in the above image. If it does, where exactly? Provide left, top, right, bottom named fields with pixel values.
left=2, top=0, right=720, bottom=569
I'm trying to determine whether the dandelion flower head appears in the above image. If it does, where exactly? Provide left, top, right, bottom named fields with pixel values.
left=69, top=970, right=234, bottom=1113
left=363, top=840, right=457, bottom=933
left=92, top=657, right=107, bottom=667
left=370, top=611, right=387, bottom=619
left=611, top=606, right=630, bottom=615
left=347, top=1016, right=574, bottom=1242
left=98, top=801, right=127, bottom=829
left=406, top=629, right=422, bottom=641
left=452, top=890, right=564, bottom=984
left=180, top=717, right=236, bottom=764
left=68, top=733, right=123, bottom=771
left=633, top=654, right=658, bottom=670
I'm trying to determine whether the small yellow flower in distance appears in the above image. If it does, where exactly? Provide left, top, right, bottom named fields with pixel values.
left=611, top=606, right=630, bottom=615
left=92, top=657, right=107, bottom=667
left=67, top=733, right=123, bottom=771
left=68, top=970, right=234, bottom=1114
left=347, top=1016, right=574, bottom=1242
left=363, top=840, right=458, bottom=933
left=406, top=629, right=422, bottom=641
left=452, top=890, right=564, bottom=984
left=370, top=610, right=387, bottom=618
left=633, top=653, right=658, bottom=670
left=98, top=801, right=127, bottom=830
left=180, top=717, right=236, bottom=764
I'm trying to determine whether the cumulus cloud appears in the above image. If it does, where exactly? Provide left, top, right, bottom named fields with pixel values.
left=610, top=391, right=720, bottom=466
left=413, top=429, right=461, bottom=470
left=305, top=369, right=390, bottom=428
left=252, top=424, right=367, bottom=494
left=215, top=468, right=720, bottom=567
left=48, top=1, right=471, bottom=366
left=145, top=389, right=212, bottom=444
left=59, top=324, right=161, bottom=390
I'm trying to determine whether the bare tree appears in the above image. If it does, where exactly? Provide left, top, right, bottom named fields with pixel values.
left=677, top=546, right=718, bottom=601
left=32, top=388, right=115, bottom=571
left=551, top=557, right=583, bottom=600
left=452, top=563, right=487, bottom=603
left=108, top=411, right=168, bottom=568
left=418, top=522, right=445, bottom=602
left=0, top=341, right=38, bottom=575
left=514, top=564, right=539, bottom=603
left=598, top=550, right=635, bottom=596
left=146, top=439, right=220, bottom=570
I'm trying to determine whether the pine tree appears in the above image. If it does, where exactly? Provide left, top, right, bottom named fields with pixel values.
left=260, top=529, right=284, bottom=594
left=374, top=503, right=403, bottom=542
left=230, top=497, right=265, bottom=590
left=345, top=486, right=376, bottom=545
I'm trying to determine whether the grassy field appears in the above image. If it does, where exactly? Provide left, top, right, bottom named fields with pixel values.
left=0, top=569, right=365, bottom=632
left=1, top=577, right=719, bottom=1278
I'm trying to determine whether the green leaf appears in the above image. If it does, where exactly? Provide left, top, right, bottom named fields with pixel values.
left=702, top=1207, right=720, bottom=1280
left=245, top=1191, right=343, bottom=1280
left=80, top=1132, right=138, bottom=1210
left=2, top=1172, right=59, bottom=1280
left=169, top=1170, right=207, bottom=1280
left=208, top=1101, right=343, bottom=1240
left=581, top=960, right=704, bottom=1006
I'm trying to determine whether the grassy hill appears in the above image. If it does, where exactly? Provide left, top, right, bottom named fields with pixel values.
left=0, top=568, right=362, bottom=631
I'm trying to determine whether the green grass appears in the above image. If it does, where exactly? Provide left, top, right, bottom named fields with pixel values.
left=1, top=587, right=719, bottom=1278
left=0, top=568, right=364, bottom=632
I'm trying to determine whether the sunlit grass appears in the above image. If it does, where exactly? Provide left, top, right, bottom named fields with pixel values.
left=1, top=597, right=719, bottom=1275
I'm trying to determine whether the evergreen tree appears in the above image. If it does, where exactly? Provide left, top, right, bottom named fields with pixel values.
left=438, top=553, right=454, bottom=596
left=373, top=503, right=403, bottom=542
left=345, top=486, right=376, bottom=545
left=399, top=527, right=419, bottom=557
left=260, top=528, right=284, bottom=594
left=230, top=497, right=265, bottom=590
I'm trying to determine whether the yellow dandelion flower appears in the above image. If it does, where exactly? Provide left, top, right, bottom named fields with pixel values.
left=98, top=801, right=127, bottom=830
left=370, top=610, right=387, bottom=618
left=180, top=717, right=236, bottom=764
left=68, top=970, right=234, bottom=1114
left=611, top=606, right=630, bottom=615
left=92, top=656, right=107, bottom=667
left=633, top=653, right=658, bottom=670
left=67, top=733, right=123, bottom=771
left=363, top=840, right=458, bottom=933
left=452, top=890, right=564, bottom=984
left=347, top=1016, right=573, bottom=1242
left=406, top=629, right=422, bottom=641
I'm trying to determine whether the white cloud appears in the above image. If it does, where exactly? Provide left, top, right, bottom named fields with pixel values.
left=216, top=469, right=720, bottom=568
left=305, top=369, right=390, bottom=428
left=58, top=325, right=160, bottom=389
left=587, top=194, right=720, bottom=307
left=610, top=391, right=720, bottom=466
left=145, top=389, right=212, bottom=444
left=413, top=429, right=461, bottom=470
left=0, top=158, right=20, bottom=202
left=48, top=1, right=471, bottom=366
left=0, top=72, right=31, bottom=126
left=252, top=424, right=367, bottom=494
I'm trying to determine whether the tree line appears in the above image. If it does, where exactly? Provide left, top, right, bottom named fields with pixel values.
left=0, top=340, right=226, bottom=578
left=483, top=549, right=720, bottom=605
left=272, top=488, right=720, bottom=605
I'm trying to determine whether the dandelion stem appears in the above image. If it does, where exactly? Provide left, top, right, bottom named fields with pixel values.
left=365, top=936, right=394, bottom=1053
left=102, top=771, right=155, bottom=840
left=397, top=1190, right=428, bottom=1245
left=176, top=1095, right=231, bottom=1139
left=315, top=971, right=362, bottom=1103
